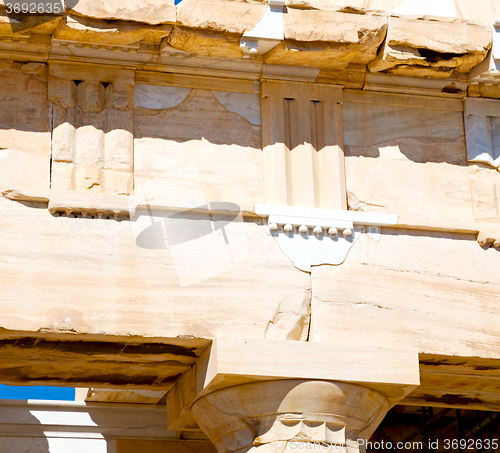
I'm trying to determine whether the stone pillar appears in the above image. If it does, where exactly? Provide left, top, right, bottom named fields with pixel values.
left=191, top=379, right=388, bottom=453
left=48, top=62, right=135, bottom=195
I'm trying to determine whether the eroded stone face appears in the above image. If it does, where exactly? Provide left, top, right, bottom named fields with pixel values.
left=368, top=17, right=492, bottom=78
left=0, top=149, right=50, bottom=191
left=66, top=0, right=177, bottom=25
left=167, top=25, right=243, bottom=59
left=54, top=15, right=172, bottom=46
left=265, top=7, right=387, bottom=69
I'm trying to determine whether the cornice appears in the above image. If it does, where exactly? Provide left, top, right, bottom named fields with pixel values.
left=0, top=2, right=496, bottom=88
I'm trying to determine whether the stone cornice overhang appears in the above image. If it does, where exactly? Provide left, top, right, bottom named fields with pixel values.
left=0, top=0, right=495, bottom=91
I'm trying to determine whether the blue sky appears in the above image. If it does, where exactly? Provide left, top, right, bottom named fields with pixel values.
left=0, top=385, right=75, bottom=401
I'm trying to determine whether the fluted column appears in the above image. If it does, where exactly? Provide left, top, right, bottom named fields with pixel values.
left=191, top=379, right=390, bottom=453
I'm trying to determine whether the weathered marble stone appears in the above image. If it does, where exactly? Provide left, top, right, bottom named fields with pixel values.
left=266, top=7, right=387, bottom=69
left=342, top=92, right=488, bottom=222
left=177, top=0, right=268, bottom=35
left=311, top=229, right=500, bottom=359
left=464, top=97, right=500, bottom=168
left=368, top=17, right=492, bottom=78
left=469, top=83, right=500, bottom=99
left=0, top=195, right=310, bottom=341
left=66, top=0, right=176, bottom=25
left=167, top=25, right=243, bottom=59
left=134, top=85, right=193, bottom=110
left=0, top=62, right=51, bottom=156
left=134, top=88, right=263, bottom=205
left=54, top=15, right=172, bottom=46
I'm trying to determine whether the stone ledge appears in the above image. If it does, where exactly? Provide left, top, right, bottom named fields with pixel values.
left=0, top=3, right=495, bottom=78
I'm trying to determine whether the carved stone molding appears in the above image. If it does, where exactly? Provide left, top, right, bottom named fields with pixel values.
left=255, top=204, right=398, bottom=271
left=191, top=380, right=390, bottom=453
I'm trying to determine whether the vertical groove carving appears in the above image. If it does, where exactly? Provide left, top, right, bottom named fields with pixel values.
left=262, top=93, right=288, bottom=206
left=49, top=65, right=135, bottom=195
left=261, top=81, right=345, bottom=209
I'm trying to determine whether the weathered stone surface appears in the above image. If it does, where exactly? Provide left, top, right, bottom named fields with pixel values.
left=66, top=0, right=176, bottom=25
left=86, top=388, right=166, bottom=404
left=284, top=5, right=386, bottom=45
left=265, top=7, right=387, bottom=69
left=311, top=229, right=500, bottom=359
left=0, top=62, right=51, bottom=156
left=341, top=92, right=500, bottom=222
left=0, top=194, right=310, bottom=340
left=315, top=65, right=366, bottom=89
left=0, top=398, right=215, bottom=453
left=49, top=68, right=134, bottom=195
left=54, top=15, right=171, bottom=46
left=167, top=25, right=243, bottom=58
left=177, top=0, right=268, bottom=35
left=134, top=88, right=263, bottom=205
left=117, top=440, right=217, bottom=453
left=369, top=17, right=492, bottom=78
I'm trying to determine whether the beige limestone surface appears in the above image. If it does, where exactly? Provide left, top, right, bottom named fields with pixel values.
left=54, top=15, right=172, bottom=46
left=167, top=26, right=244, bottom=59
left=0, top=62, right=51, bottom=156
left=455, top=0, right=500, bottom=25
left=0, top=149, right=50, bottom=191
left=0, top=0, right=497, bottom=78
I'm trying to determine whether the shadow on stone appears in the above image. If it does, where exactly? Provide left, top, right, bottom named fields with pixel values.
left=4, top=1, right=79, bottom=32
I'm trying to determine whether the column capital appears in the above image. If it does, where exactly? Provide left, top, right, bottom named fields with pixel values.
left=192, top=379, right=389, bottom=453
left=166, top=338, right=419, bottom=435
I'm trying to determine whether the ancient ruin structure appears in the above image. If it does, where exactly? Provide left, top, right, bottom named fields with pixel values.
left=0, top=0, right=500, bottom=451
